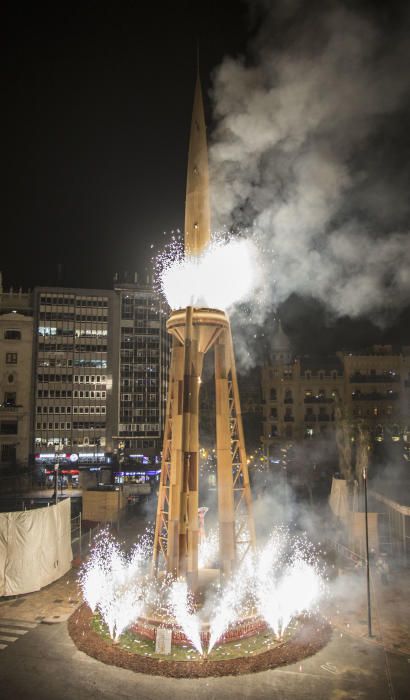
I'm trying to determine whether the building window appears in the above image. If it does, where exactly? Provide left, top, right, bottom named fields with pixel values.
left=6, top=353, right=18, bottom=364
left=0, top=421, right=18, bottom=435
left=4, top=329, right=21, bottom=340
left=1, top=444, right=16, bottom=462
left=4, top=392, right=16, bottom=406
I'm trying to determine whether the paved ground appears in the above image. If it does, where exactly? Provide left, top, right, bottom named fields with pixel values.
left=0, top=613, right=408, bottom=700
left=323, top=565, right=410, bottom=658
left=0, top=513, right=409, bottom=699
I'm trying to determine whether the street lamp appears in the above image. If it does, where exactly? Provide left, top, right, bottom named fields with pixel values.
left=362, top=465, right=373, bottom=637
left=54, top=463, right=59, bottom=505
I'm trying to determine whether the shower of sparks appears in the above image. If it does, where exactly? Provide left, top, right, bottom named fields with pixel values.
left=255, top=530, right=323, bottom=638
left=155, top=234, right=258, bottom=310
left=207, top=528, right=324, bottom=652
left=79, top=529, right=149, bottom=641
left=207, top=556, right=255, bottom=653
left=80, top=526, right=324, bottom=654
left=169, top=580, right=203, bottom=654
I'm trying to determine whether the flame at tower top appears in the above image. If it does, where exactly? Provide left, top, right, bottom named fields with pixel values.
left=184, top=71, right=211, bottom=257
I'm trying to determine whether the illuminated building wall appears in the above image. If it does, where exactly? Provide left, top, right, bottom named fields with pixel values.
left=261, top=355, right=344, bottom=449
left=261, top=324, right=410, bottom=453
left=32, top=287, right=116, bottom=480
left=0, top=301, right=33, bottom=468
left=113, top=275, right=169, bottom=470
left=342, top=346, right=410, bottom=441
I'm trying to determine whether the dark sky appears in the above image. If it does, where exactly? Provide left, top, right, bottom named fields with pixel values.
left=3, top=1, right=410, bottom=353
left=3, top=1, right=251, bottom=290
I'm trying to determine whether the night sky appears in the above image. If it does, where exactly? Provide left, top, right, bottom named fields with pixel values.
left=3, top=1, right=410, bottom=354
left=3, top=1, right=250, bottom=290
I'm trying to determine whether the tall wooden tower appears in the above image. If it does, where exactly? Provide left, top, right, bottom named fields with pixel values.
left=152, top=73, right=255, bottom=591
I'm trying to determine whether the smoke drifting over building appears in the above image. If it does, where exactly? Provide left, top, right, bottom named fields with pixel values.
left=209, top=1, right=410, bottom=328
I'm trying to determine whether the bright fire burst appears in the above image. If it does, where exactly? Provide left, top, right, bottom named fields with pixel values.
left=80, top=526, right=325, bottom=655
left=156, top=235, right=257, bottom=310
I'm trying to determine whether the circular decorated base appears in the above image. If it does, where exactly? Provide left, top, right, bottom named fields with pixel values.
left=133, top=610, right=267, bottom=647
left=68, top=604, right=332, bottom=678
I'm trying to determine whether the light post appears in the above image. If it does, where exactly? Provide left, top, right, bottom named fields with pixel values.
left=95, top=437, right=101, bottom=486
left=363, top=465, right=373, bottom=637
left=54, top=463, right=59, bottom=505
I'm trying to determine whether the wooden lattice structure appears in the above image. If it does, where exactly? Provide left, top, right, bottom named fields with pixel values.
left=152, top=307, right=255, bottom=589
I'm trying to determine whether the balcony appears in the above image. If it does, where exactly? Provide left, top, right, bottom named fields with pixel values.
left=304, top=396, right=334, bottom=404
left=0, top=404, right=22, bottom=412
left=318, top=414, right=331, bottom=422
left=350, top=373, right=400, bottom=383
left=284, top=416, right=294, bottom=422
left=304, top=415, right=317, bottom=422
left=352, top=392, right=399, bottom=401
left=284, top=398, right=294, bottom=404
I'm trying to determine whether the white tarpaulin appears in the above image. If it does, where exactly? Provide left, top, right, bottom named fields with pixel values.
left=329, top=477, right=350, bottom=518
left=0, top=499, right=72, bottom=596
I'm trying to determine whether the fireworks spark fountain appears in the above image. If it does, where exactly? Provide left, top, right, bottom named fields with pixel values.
left=169, top=580, right=203, bottom=654
left=156, top=235, right=258, bottom=311
left=80, top=526, right=324, bottom=654
left=255, top=531, right=323, bottom=639
left=80, top=529, right=149, bottom=641
left=207, top=557, right=254, bottom=653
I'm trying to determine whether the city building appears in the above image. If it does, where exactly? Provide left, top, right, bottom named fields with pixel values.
left=261, top=322, right=410, bottom=460
left=341, top=345, right=410, bottom=441
left=112, top=274, right=169, bottom=482
left=32, top=287, right=117, bottom=487
left=0, top=290, right=34, bottom=470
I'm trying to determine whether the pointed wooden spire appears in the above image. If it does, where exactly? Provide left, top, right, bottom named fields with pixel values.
left=184, top=69, right=211, bottom=256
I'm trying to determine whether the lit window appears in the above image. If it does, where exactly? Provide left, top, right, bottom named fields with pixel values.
left=37, top=327, right=56, bottom=336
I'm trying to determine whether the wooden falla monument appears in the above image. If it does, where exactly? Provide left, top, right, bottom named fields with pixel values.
left=152, top=74, right=255, bottom=592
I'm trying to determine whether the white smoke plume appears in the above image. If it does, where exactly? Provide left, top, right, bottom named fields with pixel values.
left=209, top=1, right=410, bottom=328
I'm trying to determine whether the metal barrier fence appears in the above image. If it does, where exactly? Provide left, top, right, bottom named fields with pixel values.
left=370, top=490, right=409, bottom=562
left=70, top=514, right=104, bottom=560
left=70, top=509, right=129, bottom=561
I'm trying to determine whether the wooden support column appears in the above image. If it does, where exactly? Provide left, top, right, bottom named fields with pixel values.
left=215, top=330, right=236, bottom=576
left=226, top=326, right=257, bottom=550
left=166, top=340, right=185, bottom=577
left=178, top=306, right=201, bottom=591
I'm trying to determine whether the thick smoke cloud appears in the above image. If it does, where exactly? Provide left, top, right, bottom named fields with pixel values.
left=209, top=1, right=410, bottom=334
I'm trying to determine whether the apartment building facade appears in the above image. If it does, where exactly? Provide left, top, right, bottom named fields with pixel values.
left=0, top=308, right=34, bottom=468
left=112, top=276, right=169, bottom=479
left=32, top=287, right=117, bottom=484
left=261, top=322, right=410, bottom=456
